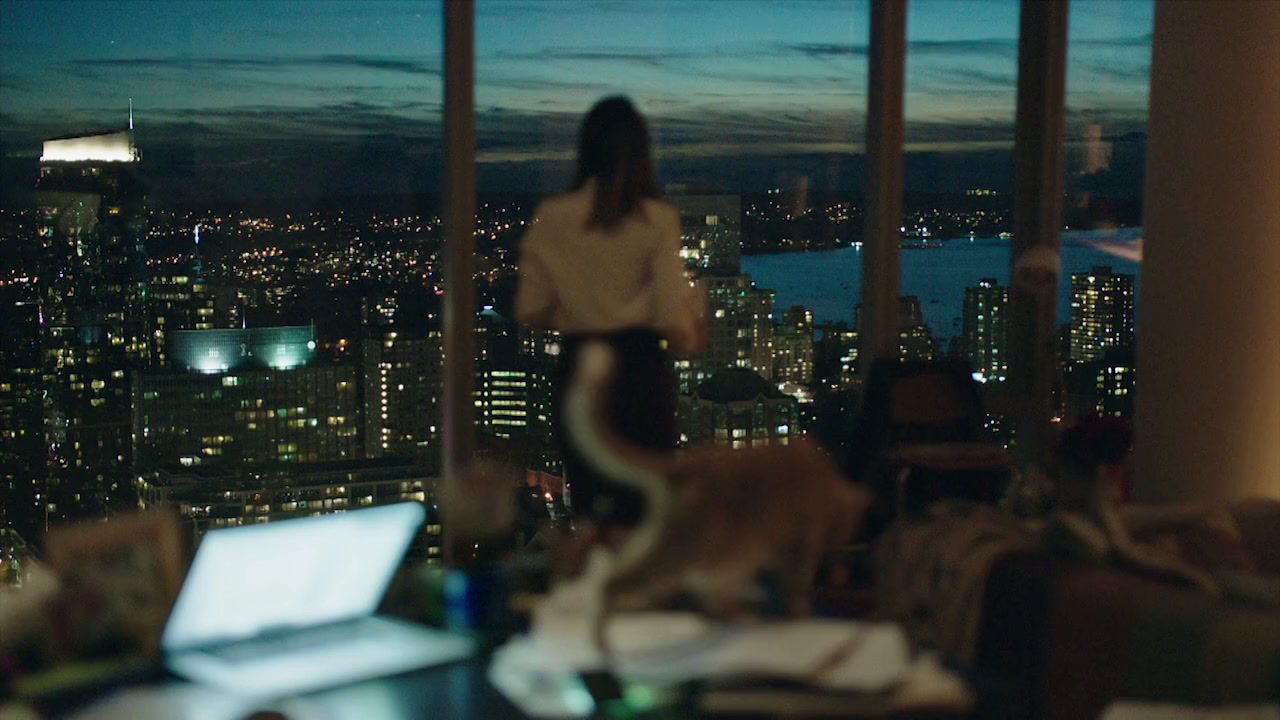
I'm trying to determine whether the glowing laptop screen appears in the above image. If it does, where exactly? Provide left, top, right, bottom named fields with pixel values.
left=163, top=502, right=425, bottom=652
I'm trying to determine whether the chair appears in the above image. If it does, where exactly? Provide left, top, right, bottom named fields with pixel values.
left=848, top=359, right=1007, bottom=534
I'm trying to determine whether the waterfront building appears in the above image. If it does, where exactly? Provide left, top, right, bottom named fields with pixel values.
left=963, top=278, right=1009, bottom=382
left=773, top=305, right=816, bottom=388
left=1070, top=266, right=1135, bottom=363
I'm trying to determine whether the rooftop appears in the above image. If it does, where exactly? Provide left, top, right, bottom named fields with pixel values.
left=693, top=368, right=788, bottom=403
left=40, top=130, right=139, bottom=164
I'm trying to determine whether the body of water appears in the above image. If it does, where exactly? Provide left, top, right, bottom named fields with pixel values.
left=741, top=229, right=1142, bottom=339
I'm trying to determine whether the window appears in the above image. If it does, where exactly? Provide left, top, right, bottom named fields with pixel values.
left=0, top=0, right=441, bottom=538
left=477, top=0, right=863, bottom=456
left=2, top=0, right=1159, bottom=575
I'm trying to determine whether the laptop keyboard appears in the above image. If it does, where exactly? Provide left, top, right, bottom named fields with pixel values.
left=203, top=618, right=394, bottom=664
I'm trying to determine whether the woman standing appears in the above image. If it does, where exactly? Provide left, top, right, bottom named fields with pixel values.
left=516, top=96, right=706, bottom=526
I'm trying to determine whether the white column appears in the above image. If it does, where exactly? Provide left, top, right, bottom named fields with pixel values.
left=1135, top=0, right=1280, bottom=503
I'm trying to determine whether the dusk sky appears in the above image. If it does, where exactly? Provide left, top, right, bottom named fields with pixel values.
left=0, top=0, right=1153, bottom=204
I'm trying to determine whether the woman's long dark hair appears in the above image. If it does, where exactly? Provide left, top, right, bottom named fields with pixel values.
left=572, top=96, right=661, bottom=229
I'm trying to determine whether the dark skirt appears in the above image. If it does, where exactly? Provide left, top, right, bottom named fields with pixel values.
left=552, top=329, right=676, bottom=526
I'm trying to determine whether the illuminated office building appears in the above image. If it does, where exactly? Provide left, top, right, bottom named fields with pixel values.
left=133, top=326, right=359, bottom=470
left=678, top=369, right=799, bottom=449
left=670, top=194, right=742, bottom=275
left=475, top=309, right=557, bottom=459
left=36, top=127, right=150, bottom=523
left=963, top=279, right=1009, bottom=382
left=516, top=325, right=560, bottom=472
left=135, top=460, right=441, bottom=560
left=476, top=307, right=527, bottom=438
left=1070, top=266, right=1135, bottom=363
left=772, top=306, right=815, bottom=388
left=677, top=274, right=774, bottom=393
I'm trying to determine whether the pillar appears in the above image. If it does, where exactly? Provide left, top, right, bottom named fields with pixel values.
left=1135, top=0, right=1280, bottom=503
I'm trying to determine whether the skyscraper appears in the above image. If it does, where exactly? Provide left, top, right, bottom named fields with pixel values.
left=963, top=278, right=1009, bottom=382
left=362, top=326, right=443, bottom=467
left=36, top=128, right=149, bottom=523
left=1070, top=266, right=1135, bottom=363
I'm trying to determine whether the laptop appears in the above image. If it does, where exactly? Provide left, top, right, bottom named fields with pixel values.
left=163, top=502, right=474, bottom=697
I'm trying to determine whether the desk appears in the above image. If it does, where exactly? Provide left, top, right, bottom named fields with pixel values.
left=64, top=658, right=974, bottom=720
left=67, top=659, right=527, bottom=720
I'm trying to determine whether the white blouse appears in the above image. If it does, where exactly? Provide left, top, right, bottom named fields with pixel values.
left=515, top=185, right=698, bottom=341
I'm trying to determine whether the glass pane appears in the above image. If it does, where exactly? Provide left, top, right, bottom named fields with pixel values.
left=1061, top=0, right=1152, bottom=423
left=476, top=0, right=867, bottom=506
left=899, top=0, right=1020, bottom=444
left=0, top=1, right=444, bottom=562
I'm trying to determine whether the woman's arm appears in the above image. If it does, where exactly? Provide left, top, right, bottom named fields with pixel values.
left=651, top=205, right=706, bottom=356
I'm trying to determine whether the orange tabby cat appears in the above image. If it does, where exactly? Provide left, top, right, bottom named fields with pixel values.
left=564, top=343, right=870, bottom=622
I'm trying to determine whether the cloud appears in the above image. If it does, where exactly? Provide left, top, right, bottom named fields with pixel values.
left=786, top=42, right=868, bottom=59
left=482, top=76, right=616, bottom=93
left=1074, top=61, right=1151, bottom=83
left=783, top=38, right=1019, bottom=60
left=909, top=38, right=1017, bottom=56
left=1075, top=33, right=1152, bottom=49
left=491, top=47, right=703, bottom=67
left=929, top=67, right=1017, bottom=87
left=66, top=54, right=440, bottom=76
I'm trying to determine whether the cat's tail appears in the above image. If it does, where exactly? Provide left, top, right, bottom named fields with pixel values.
left=564, top=342, right=675, bottom=661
